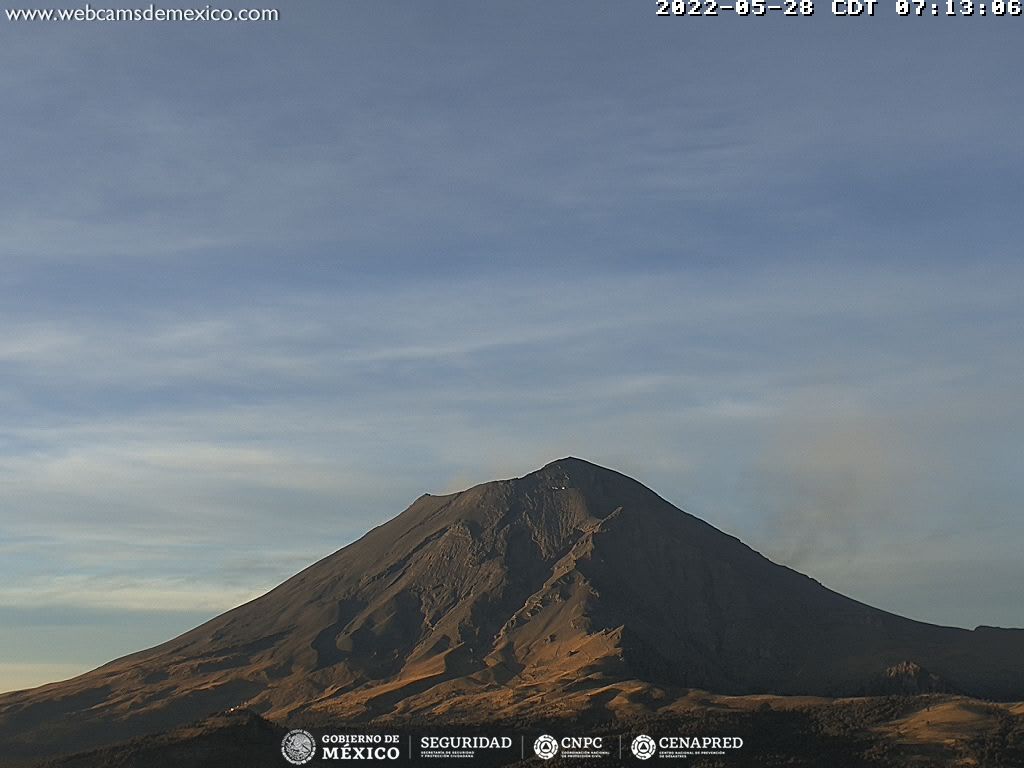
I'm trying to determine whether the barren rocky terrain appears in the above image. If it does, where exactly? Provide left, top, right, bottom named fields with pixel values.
left=4, top=458, right=1023, bottom=765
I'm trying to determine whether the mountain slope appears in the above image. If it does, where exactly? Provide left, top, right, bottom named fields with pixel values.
left=3, top=457, right=1024, bottom=763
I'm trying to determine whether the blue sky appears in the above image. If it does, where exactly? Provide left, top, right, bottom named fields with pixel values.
left=2, top=2, right=1023, bottom=692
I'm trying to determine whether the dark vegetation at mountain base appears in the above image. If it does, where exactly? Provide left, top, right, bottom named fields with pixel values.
left=29, top=695, right=1024, bottom=768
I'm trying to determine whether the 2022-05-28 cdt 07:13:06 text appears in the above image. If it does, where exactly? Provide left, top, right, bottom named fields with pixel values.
left=656, top=0, right=1020, bottom=15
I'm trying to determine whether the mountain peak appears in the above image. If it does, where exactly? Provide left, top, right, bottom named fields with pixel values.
left=6, top=459, right=1024, bottom=764
left=535, top=456, right=615, bottom=474
left=527, top=456, right=636, bottom=490
left=540, top=455, right=593, bottom=469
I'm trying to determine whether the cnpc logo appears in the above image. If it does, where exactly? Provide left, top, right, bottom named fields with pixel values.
left=533, top=734, right=605, bottom=760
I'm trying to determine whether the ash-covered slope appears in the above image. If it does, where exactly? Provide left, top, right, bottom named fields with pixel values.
left=3, top=458, right=1024, bottom=763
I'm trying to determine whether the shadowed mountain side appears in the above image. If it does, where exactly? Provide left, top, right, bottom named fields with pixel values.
left=3, top=458, right=1024, bottom=764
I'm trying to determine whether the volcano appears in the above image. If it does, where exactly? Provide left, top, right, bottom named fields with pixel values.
left=3, top=457, right=1024, bottom=763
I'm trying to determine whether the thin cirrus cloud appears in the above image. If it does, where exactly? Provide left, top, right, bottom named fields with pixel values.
left=2, top=263, right=1024, bottom=691
left=0, top=575, right=264, bottom=615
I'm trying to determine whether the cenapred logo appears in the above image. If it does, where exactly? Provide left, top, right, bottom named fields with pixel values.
left=281, top=729, right=317, bottom=765
left=533, top=734, right=559, bottom=760
left=631, top=733, right=657, bottom=760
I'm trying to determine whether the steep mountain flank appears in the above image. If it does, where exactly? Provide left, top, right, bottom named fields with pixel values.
left=3, top=457, right=1023, bottom=763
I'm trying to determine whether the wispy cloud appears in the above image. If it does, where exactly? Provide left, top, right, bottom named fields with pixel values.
left=0, top=575, right=264, bottom=615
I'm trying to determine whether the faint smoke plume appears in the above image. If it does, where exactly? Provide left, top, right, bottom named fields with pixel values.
left=748, top=405, right=908, bottom=571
